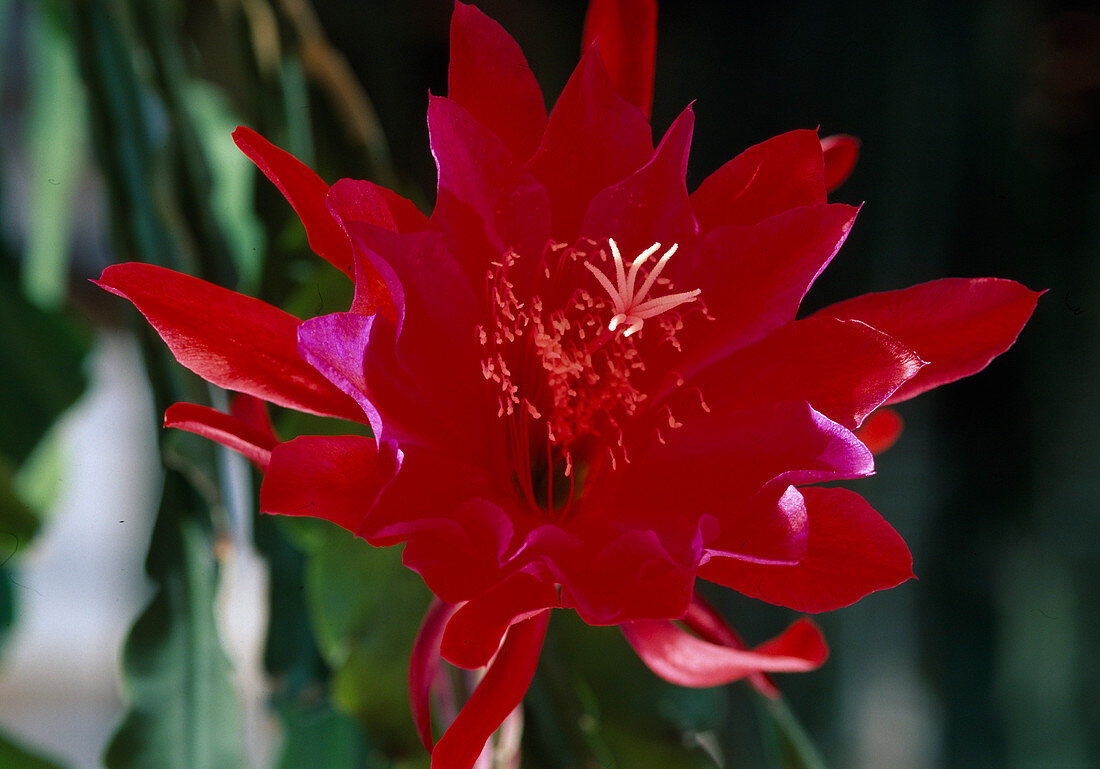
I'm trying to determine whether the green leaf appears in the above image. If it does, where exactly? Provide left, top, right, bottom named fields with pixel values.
left=0, top=730, right=69, bottom=769
left=0, top=259, right=88, bottom=466
left=24, top=1, right=87, bottom=309
left=182, top=81, right=265, bottom=294
left=274, top=702, right=374, bottom=769
left=755, top=693, right=829, bottom=769
left=301, top=524, right=430, bottom=759
left=104, top=520, right=246, bottom=769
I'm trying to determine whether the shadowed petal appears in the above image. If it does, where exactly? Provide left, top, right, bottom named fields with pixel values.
left=581, top=0, right=657, bottom=117
left=820, top=134, right=860, bottom=192
left=855, top=407, right=904, bottom=454
left=96, top=263, right=362, bottom=421
left=817, top=277, right=1042, bottom=402
left=528, top=47, right=653, bottom=241
left=449, top=2, right=547, bottom=162
left=622, top=616, right=828, bottom=687
left=700, top=486, right=914, bottom=612
left=691, top=129, right=827, bottom=232
left=410, top=599, right=457, bottom=751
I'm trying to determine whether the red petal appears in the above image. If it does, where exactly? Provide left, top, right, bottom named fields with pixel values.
left=427, top=96, right=551, bottom=282
left=580, top=106, right=698, bottom=257
left=410, top=599, right=457, bottom=751
left=675, top=203, right=858, bottom=355
left=683, top=315, right=925, bottom=430
left=820, top=134, right=860, bottom=192
left=441, top=570, right=559, bottom=670
left=691, top=129, right=827, bottom=232
left=232, top=126, right=352, bottom=278
left=259, top=435, right=386, bottom=533
left=229, top=393, right=278, bottom=443
left=164, top=402, right=278, bottom=469
left=854, top=407, right=904, bottom=454
left=449, top=2, right=547, bottom=162
left=817, top=278, right=1041, bottom=403
left=681, top=597, right=778, bottom=698
left=95, top=263, right=362, bottom=421
left=622, top=616, right=828, bottom=688
left=581, top=0, right=657, bottom=118
left=431, top=612, right=549, bottom=769
left=528, top=47, right=653, bottom=241
left=700, top=487, right=914, bottom=613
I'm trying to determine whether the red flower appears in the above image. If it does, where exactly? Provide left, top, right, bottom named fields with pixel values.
left=96, top=2, right=1039, bottom=765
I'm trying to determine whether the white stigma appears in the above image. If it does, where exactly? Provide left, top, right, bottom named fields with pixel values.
left=585, top=238, right=701, bottom=337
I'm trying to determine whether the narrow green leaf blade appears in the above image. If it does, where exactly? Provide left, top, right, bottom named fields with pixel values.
left=104, top=521, right=245, bottom=769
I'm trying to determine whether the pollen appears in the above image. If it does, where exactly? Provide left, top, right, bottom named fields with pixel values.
left=584, top=239, right=701, bottom=338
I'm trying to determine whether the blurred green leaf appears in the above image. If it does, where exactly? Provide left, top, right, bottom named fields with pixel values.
left=274, top=701, right=373, bottom=769
left=182, top=81, right=265, bottom=293
left=104, top=520, right=245, bottom=769
left=70, top=1, right=181, bottom=269
left=0, top=730, right=69, bottom=769
left=755, top=693, right=829, bottom=769
left=300, top=524, right=430, bottom=759
left=25, top=2, right=87, bottom=309
left=1, top=456, right=39, bottom=545
left=0, top=259, right=88, bottom=466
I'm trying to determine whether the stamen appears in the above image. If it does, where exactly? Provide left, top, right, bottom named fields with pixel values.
left=586, top=238, right=701, bottom=338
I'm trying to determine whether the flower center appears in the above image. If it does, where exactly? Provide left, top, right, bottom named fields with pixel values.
left=477, top=238, right=700, bottom=514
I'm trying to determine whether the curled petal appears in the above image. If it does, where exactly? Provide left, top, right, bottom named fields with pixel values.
left=622, top=615, right=828, bottom=688
left=410, top=599, right=458, bottom=751
left=581, top=0, right=657, bottom=118
left=820, top=134, right=860, bottom=192
left=681, top=597, right=778, bottom=698
left=432, top=612, right=550, bottom=769
left=164, top=402, right=278, bottom=469
left=96, top=263, right=361, bottom=421
left=817, top=277, right=1042, bottom=403
left=700, top=487, right=914, bottom=613
left=441, top=571, right=559, bottom=670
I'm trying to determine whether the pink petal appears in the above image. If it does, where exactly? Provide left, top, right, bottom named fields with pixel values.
left=816, top=278, right=1042, bottom=403
left=528, top=47, right=653, bottom=241
left=427, top=96, right=551, bottom=283
left=441, top=570, right=559, bottom=670
left=232, top=126, right=352, bottom=278
left=449, top=2, right=547, bottom=162
left=410, top=599, right=458, bottom=751
left=431, top=612, right=550, bottom=769
left=259, top=435, right=387, bottom=533
left=820, top=134, right=860, bottom=192
left=681, top=597, right=778, bottom=698
left=700, top=487, right=914, bottom=613
left=95, top=263, right=362, bottom=421
left=581, top=0, right=658, bottom=118
left=580, top=106, right=698, bottom=257
left=163, top=402, right=278, bottom=469
left=854, top=407, right=904, bottom=454
left=622, top=616, right=828, bottom=688
left=691, top=129, right=827, bottom=232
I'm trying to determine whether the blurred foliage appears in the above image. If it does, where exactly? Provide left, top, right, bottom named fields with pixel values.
left=0, top=731, right=69, bottom=769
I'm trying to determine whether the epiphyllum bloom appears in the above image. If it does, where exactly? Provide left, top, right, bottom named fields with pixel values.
left=97, top=1, right=1039, bottom=766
